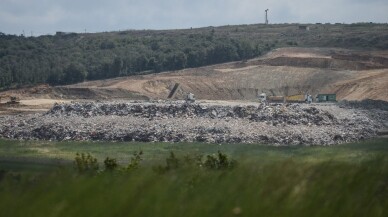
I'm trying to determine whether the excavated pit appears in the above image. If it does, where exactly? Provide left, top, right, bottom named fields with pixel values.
left=0, top=101, right=384, bottom=145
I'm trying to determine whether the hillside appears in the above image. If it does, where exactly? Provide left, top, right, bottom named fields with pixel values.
left=61, top=47, right=387, bottom=101
left=2, top=47, right=387, bottom=108
left=1, top=23, right=388, bottom=90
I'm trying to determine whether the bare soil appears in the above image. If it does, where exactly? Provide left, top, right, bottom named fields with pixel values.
left=65, top=47, right=388, bottom=101
left=0, top=47, right=387, bottom=115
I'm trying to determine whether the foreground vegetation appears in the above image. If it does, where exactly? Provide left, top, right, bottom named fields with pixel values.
left=1, top=23, right=388, bottom=89
left=0, top=138, right=387, bottom=216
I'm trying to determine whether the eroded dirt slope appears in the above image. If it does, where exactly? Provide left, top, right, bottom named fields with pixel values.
left=1, top=47, right=387, bottom=105
left=64, top=47, right=388, bottom=101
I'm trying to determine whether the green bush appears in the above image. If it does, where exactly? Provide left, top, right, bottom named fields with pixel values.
left=183, top=153, right=203, bottom=167
left=154, top=151, right=236, bottom=173
left=204, top=151, right=237, bottom=170
left=153, top=151, right=180, bottom=174
left=103, top=157, right=118, bottom=171
left=125, top=151, right=143, bottom=171
left=74, top=153, right=99, bottom=174
left=166, top=151, right=180, bottom=170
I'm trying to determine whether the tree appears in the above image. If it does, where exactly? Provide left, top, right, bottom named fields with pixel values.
left=135, top=55, right=148, bottom=72
left=62, top=63, right=87, bottom=84
left=173, top=52, right=187, bottom=70
left=111, top=57, right=123, bottom=77
left=46, top=70, right=63, bottom=85
left=237, top=40, right=254, bottom=61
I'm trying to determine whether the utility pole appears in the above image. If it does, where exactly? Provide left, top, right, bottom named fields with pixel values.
left=265, top=9, right=269, bottom=24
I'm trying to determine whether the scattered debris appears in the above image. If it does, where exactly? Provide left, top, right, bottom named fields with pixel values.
left=339, top=99, right=388, bottom=111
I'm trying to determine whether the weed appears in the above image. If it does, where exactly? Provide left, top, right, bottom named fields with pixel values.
left=104, top=157, right=118, bottom=171
left=74, top=153, right=99, bottom=174
left=204, top=151, right=237, bottom=170
left=153, top=151, right=180, bottom=174
left=154, top=151, right=236, bottom=173
left=183, top=153, right=203, bottom=167
left=166, top=151, right=180, bottom=170
left=125, top=151, right=143, bottom=171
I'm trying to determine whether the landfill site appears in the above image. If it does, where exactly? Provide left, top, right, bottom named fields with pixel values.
left=0, top=100, right=387, bottom=145
left=0, top=48, right=388, bottom=145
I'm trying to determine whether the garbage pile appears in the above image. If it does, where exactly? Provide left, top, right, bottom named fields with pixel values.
left=0, top=101, right=381, bottom=145
left=338, top=99, right=388, bottom=126
left=339, top=99, right=388, bottom=111
left=46, top=102, right=336, bottom=126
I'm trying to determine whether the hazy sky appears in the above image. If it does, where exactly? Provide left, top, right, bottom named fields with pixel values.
left=1, top=0, right=387, bottom=35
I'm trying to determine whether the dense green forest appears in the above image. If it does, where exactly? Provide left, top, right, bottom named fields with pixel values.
left=1, top=23, right=388, bottom=89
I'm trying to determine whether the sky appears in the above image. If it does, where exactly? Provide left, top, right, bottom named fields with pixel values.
left=0, top=0, right=387, bottom=36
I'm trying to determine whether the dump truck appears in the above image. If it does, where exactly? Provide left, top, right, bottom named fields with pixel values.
left=259, top=93, right=285, bottom=103
left=285, top=94, right=307, bottom=103
left=259, top=93, right=311, bottom=103
left=316, top=94, right=336, bottom=102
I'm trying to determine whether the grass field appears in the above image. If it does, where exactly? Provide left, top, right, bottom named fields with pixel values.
left=0, top=138, right=387, bottom=217
left=1, top=138, right=388, bottom=167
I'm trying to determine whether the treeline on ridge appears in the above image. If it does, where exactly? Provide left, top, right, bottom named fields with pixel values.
left=1, top=23, right=387, bottom=89
left=0, top=29, right=272, bottom=89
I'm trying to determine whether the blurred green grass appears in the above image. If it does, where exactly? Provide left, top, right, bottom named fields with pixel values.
left=0, top=138, right=387, bottom=217
left=1, top=138, right=387, bottom=167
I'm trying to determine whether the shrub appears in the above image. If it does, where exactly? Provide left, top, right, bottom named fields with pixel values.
left=204, top=151, right=237, bottom=170
left=74, top=153, right=99, bottom=174
left=183, top=153, right=203, bottom=167
left=125, top=151, right=143, bottom=171
left=166, top=151, right=180, bottom=170
left=153, top=151, right=180, bottom=174
left=155, top=151, right=237, bottom=173
left=104, top=157, right=118, bottom=171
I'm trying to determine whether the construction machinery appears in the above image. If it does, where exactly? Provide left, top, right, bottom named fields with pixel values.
left=286, top=94, right=307, bottom=103
left=185, top=92, right=196, bottom=103
left=259, top=93, right=309, bottom=103
left=316, top=94, right=337, bottom=102
left=167, top=83, right=180, bottom=99
left=167, top=82, right=196, bottom=103
left=259, top=93, right=284, bottom=103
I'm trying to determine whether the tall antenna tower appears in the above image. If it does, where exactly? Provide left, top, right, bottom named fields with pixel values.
left=265, top=9, right=269, bottom=24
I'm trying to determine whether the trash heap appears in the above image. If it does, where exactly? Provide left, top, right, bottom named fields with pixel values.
left=339, top=99, right=388, bottom=111
left=0, top=101, right=381, bottom=145
left=46, top=102, right=336, bottom=126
